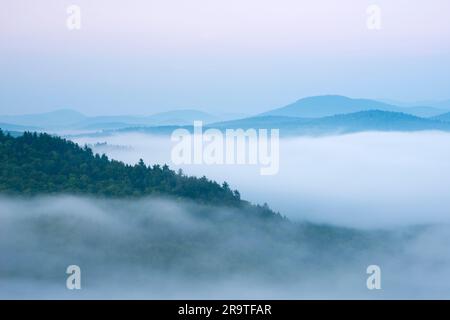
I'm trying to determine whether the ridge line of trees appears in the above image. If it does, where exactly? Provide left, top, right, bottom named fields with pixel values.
left=0, top=130, right=281, bottom=220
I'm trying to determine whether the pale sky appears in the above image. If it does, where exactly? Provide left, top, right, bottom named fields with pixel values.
left=1, top=0, right=449, bottom=115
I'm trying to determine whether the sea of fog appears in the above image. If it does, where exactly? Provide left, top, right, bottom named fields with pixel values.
left=2, top=131, right=450, bottom=299
left=73, top=131, right=450, bottom=229
left=2, top=195, right=450, bottom=299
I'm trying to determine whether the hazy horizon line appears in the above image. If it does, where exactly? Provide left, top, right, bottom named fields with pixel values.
left=2, top=94, right=450, bottom=117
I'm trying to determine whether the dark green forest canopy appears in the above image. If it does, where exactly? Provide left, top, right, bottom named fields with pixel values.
left=0, top=129, right=280, bottom=219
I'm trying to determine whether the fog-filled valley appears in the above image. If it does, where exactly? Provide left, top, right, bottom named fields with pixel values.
left=2, top=195, right=450, bottom=299
left=74, top=131, right=450, bottom=228
left=1, top=131, right=449, bottom=299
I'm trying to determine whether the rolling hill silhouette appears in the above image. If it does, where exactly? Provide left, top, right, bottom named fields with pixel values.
left=260, top=95, right=446, bottom=118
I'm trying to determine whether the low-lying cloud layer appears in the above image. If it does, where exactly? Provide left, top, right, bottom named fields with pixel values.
left=74, top=131, right=450, bottom=228
left=2, top=131, right=450, bottom=299
left=1, top=195, right=450, bottom=299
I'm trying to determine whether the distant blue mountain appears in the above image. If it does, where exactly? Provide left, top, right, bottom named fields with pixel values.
left=5, top=96, right=450, bottom=135
left=209, top=110, right=450, bottom=136
left=72, top=109, right=219, bottom=130
left=432, top=112, right=450, bottom=122
left=142, top=109, right=219, bottom=125
left=261, top=95, right=446, bottom=118
left=381, top=98, right=450, bottom=110
left=97, top=110, right=450, bottom=138
left=0, top=109, right=222, bottom=131
left=0, top=109, right=86, bottom=128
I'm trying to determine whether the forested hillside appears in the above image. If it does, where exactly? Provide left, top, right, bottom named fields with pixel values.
left=0, top=130, right=279, bottom=219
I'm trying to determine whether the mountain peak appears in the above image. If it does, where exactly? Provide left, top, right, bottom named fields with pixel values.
left=0, top=108, right=87, bottom=128
left=294, top=94, right=351, bottom=102
left=260, top=95, right=443, bottom=118
left=42, top=108, right=86, bottom=117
